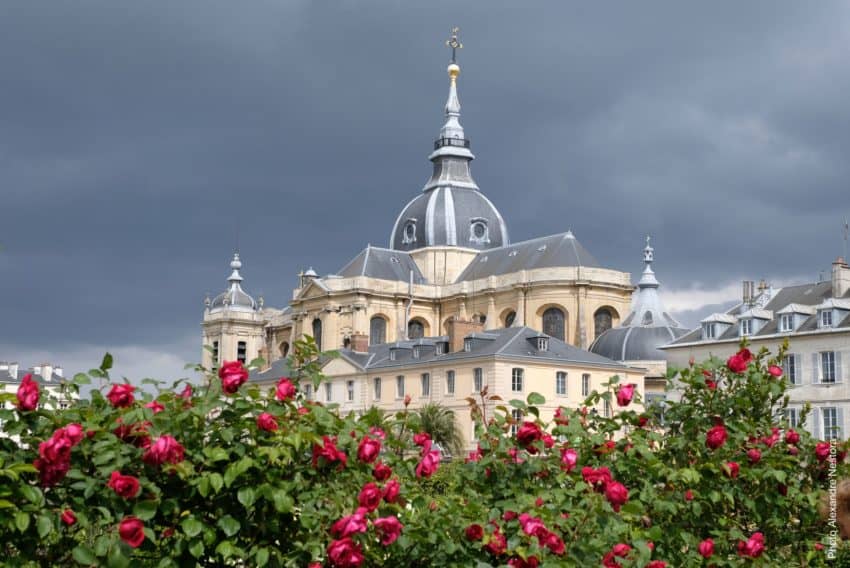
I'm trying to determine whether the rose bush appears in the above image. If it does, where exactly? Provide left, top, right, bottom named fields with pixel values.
left=0, top=337, right=848, bottom=566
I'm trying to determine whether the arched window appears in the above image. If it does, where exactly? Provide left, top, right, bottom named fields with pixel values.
left=542, top=307, right=565, bottom=341
left=408, top=319, right=425, bottom=340
left=312, top=318, right=323, bottom=351
left=594, top=308, right=613, bottom=339
left=370, top=316, right=387, bottom=346
left=642, top=311, right=653, bottom=326
left=279, top=341, right=290, bottom=358
left=504, top=310, right=516, bottom=328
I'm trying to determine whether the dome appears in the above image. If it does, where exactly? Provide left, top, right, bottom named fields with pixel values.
left=208, top=253, right=258, bottom=313
left=589, top=237, right=688, bottom=362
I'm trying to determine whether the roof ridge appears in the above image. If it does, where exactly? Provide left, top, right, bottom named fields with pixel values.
left=361, top=246, right=371, bottom=277
left=495, top=326, right=527, bottom=355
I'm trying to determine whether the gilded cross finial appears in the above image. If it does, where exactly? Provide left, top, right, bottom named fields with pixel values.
left=446, top=27, right=462, bottom=63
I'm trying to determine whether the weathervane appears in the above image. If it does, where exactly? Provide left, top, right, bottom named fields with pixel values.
left=446, top=27, right=462, bottom=63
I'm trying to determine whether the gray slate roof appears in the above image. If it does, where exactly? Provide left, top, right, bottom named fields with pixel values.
left=0, top=369, right=63, bottom=385
left=591, top=326, right=689, bottom=361
left=455, top=231, right=600, bottom=282
left=336, top=246, right=427, bottom=284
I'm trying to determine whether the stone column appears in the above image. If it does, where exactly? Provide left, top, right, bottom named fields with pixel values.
left=395, top=299, right=405, bottom=341
left=514, top=287, right=526, bottom=327
left=577, top=287, right=588, bottom=349
left=485, top=295, right=497, bottom=330
left=458, top=297, right=468, bottom=321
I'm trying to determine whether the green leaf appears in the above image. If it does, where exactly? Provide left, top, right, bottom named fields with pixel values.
left=132, top=500, right=158, bottom=521
left=272, top=490, right=294, bottom=513
left=209, top=473, right=224, bottom=494
left=36, top=515, right=52, bottom=538
left=73, top=373, right=92, bottom=385
left=255, top=548, right=270, bottom=567
left=94, top=535, right=110, bottom=557
left=107, top=545, right=130, bottom=568
left=100, top=353, right=114, bottom=372
left=217, top=515, right=240, bottom=537
left=189, top=540, right=204, bottom=558
left=526, top=392, right=546, bottom=405
left=14, top=511, right=29, bottom=532
left=19, top=484, right=43, bottom=506
left=72, top=545, right=97, bottom=565
left=181, top=517, right=204, bottom=538
left=215, top=540, right=237, bottom=558
left=237, top=487, right=256, bottom=509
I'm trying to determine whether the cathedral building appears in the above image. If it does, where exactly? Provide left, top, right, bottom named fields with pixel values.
left=201, top=36, right=635, bottom=373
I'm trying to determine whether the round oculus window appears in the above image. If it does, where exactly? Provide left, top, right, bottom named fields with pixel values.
left=473, top=222, right=486, bottom=238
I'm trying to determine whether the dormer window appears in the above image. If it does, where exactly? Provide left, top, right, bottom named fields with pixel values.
left=402, top=219, right=417, bottom=245
left=740, top=319, right=753, bottom=337
left=389, top=349, right=397, bottom=362
left=821, top=310, right=833, bottom=328
left=780, top=314, right=794, bottom=332
left=464, top=338, right=473, bottom=352
left=703, top=323, right=716, bottom=339
left=537, top=337, right=549, bottom=351
left=412, top=346, right=420, bottom=359
left=435, top=342, right=445, bottom=355
left=469, top=218, right=490, bottom=245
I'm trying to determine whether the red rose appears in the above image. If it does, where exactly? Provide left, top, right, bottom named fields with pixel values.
left=484, top=529, right=507, bottom=556
left=554, top=407, right=569, bottom=426
left=143, top=435, right=184, bottom=466
left=605, top=481, right=629, bottom=512
left=60, top=509, right=76, bottom=526
left=466, top=447, right=483, bottom=463
left=816, top=441, right=831, bottom=462
left=647, top=562, right=666, bottom=568
left=684, top=489, right=694, bottom=501
left=465, top=523, right=484, bottom=541
left=503, top=510, right=518, bottom=521
left=373, top=515, right=403, bottom=545
left=179, top=384, right=193, bottom=399
left=357, top=482, right=382, bottom=512
left=724, top=461, right=740, bottom=479
left=616, top=384, right=636, bottom=407
left=372, top=461, right=392, bottom=481
left=560, top=447, right=578, bottom=472
left=413, top=432, right=431, bottom=446
left=357, top=435, right=382, bottom=463
left=747, top=448, right=762, bottom=464
left=64, top=423, right=84, bottom=445
left=218, top=360, right=248, bottom=394
left=275, top=377, right=296, bottom=401
left=382, top=479, right=400, bottom=503
left=705, top=378, right=717, bottom=390
left=518, top=513, right=547, bottom=538
left=312, top=436, right=347, bottom=469
left=515, top=421, right=543, bottom=448
left=542, top=531, right=565, bottom=555
left=108, top=471, right=141, bottom=499
left=762, top=427, right=780, bottom=448
left=785, top=429, right=800, bottom=445
left=327, top=537, right=364, bottom=568
left=698, top=538, right=714, bottom=558
left=705, top=425, right=727, bottom=450
left=603, top=543, right=632, bottom=567
left=737, top=532, right=765, bottom=558
left=256, top=412, right=279, bottom=432
left=581, top=466, right=612, bottom=492
left=107, top=384, right=136, bottom=408
left=768, top=365, right=783, bottom=377
left=778, top=483, right=788, bottom=496
left=637, top=415, right=649, bottom=427
left=144, top=401, right=165, bottom=414
left=16, top=374, right=39, bottom=411
left=403, top=394, right=411, bottom=406
left=415, top=447, right=441, bottom=478
left=118, top=516, right=145, bottom=548
left=727, top=348, right=753, bottom=373
left=542, top=434, right=555, bottom=449
left=330, top=508, right=368, bottom=538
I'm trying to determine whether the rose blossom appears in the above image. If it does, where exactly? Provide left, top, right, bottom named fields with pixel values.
left=357, top=435, right=381, bottom=463
left=581, top=466, right=612, bottom=492
left=312, top=436, right=347, bottom=469
left=413, top=432, right=431, bottom=446
left=747, top=448, right=762, bottom=464
left=768, top=365, right=783, bottom=377
left=16, top=374, right=39, bottom=411
left=685, top=489, right=694, bottom=501
left=705, top=424, right=728, bottom=450
left=560, top=447, right=578, bottom=472
left=816, top=441, right=831, bottom=462
left=727, top=348, right=753, bottom=373
left=382, top=479, right=400, bottom=503
left=785, top=429, right=800, bottom=445
left=330, top=508, right=368, bottom=538
left=737, top=532, right=765, bottom=558
left=256, top=413, right=279, bottom=432
left=107, top=384, right=136, bottom=408
left=373, top=461, right=392, bottom=481
left=465, top=524, right=484, bottom=541
left=724, top=461, right=740, bottom=479
left=60, top=509, right=76, bottom=526
left=327, top=537, right=364, bottom=568
left=144, top=400, right=165, bottom=414
left=218, top=360, right=248, bottom=394
left=143, top=435, right=185, bottom=466
left=275, top=377, right=296, bottom=401
left=373, top=515, right=403, bottom=545
left=705, top=378, right=718, bottom=390
left=179, top=383, right=193, bottom=399
left=515, top=421, right=543, bottom=447
left=554, top=407, right=569, bottom=425
left=698, top=538, right=714, bottom=558
left=646, top=562, right=666, bottom=568
left=603, top=543, right=632, bottom=567
left=605, top=481, right=629, bottom=512
left=518, top=513, right=547, bottom=538
left=108, top=471, right=141, bottom=499
left=358, top=482, right=382, bottom=512
left=616, top=383, right=636, bottom=407
left=415, top=445, right=441, bottom=478
left=484, top=529, right=507, bottom=556
left=118, top=516, right=145, bottom=548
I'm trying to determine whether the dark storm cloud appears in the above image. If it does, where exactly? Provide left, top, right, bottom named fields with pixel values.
left=2, top=1, right=850, bottom=366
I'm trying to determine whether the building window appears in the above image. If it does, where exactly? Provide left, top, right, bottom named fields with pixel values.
left=325, top=383, right=332, bottom=402
left=421, top=373, right=430, bottom=396
left=370, top=316, right=387, bottom=346
left=511, top=368, right=524, bottom=393
left=373, top=377, right=381, bottom=400
left=237, top=341, right=247, bottom=364
left=604, top=398, right=611, bottom=418
left=780, top=314, right=794, bottom=332
left=542, top=307, right=565, bottom=342
left=402, top=220, right=417, bottom=244
left=504, top=310, right=516, bottom=328
left=312, top=318, right=323, bottom=351
left=511, top=409, right=523, bottom=436
left=703, top=323, right=716, bottom=340
left=212, top=341, right=219, bottom=368
left=740, top=319, right=753, bottom=337
left=537, top=337, right=548, bottom=351
left=784, top=408, right=800, bottom=428
left=823, top=407, right=842, bottom=440
left=279, top=341, right=290, bottom=358
left=556, top=371, right=567, bottom=396
left=436, top=342, right=445, bottom=355
left=821, top=351, right=836, bottom=383
left=347, top=380, right=354, bottom=402
left=473, top=368, right=483, bottom=393
left=594, top=308, right=613, bottom=339
left=396, top=376, right=405, bottom=399
left=304, top=384, right=313, bottom=400
left=582, top=374, right=590, bottom=397
left=446, top=370, right=455, bottom=395
left=413, top=346, right=420, bottom=359
left=821, top=310, right=834, bottom=328
left=464, top=338, right=472, bottom=352
left=783, top=355, right=798, bottom=385
left=408, top=319, right=425, bottom=340
left=469, top=219, right=490, bottom=245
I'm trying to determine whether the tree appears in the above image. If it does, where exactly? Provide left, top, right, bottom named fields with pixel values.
left=413, top=402, right=465, bottom=457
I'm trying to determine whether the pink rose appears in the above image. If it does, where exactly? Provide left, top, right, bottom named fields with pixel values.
left=312, top=436, right=347, bottom=469
left=415, top=447, right=441, bottom=478
left=403, top=394, right=411, bottom=407
left=747, top=448, right=761, bottom=464
left=357, top=482, right=382, bottom=512
left=357, top=436, right=381, bottom=463
left=413, top=432, right=431, bottom=446
left=179, top=384, right=193, bottom=399
left=107, top=384, right=136, bottom=408
left=60, top=509, right=76, bottom=526
left=737, top=532, right=765, bottom=558
left=724, top=461, right=740, bottom=479
left=373, top=515, right=403, bottom=545
left=727, top=348, right=753, bottom=373
left=108, top=471, right=141, bottom=499
left=372, top=461, right=392, bottom=481
left=382, top=479, right=400, bottom=503
left=616, top=384, right=636, bottom=407
left=605, top=481, right=629, bottom=512
left=143, top=435, right=184, bottom=466
left=144, top=401, right=165, bottom=414
left=327, top=537, right=364, bottom=568
left=119, top=516, right=145, bottom=548
left=218, top=360, right=248, bottom=394
left=275, top=377, right=296, bottom=401
left=516, top=421, right=543, bottom=447
left=256, top=413, right=279, bottom=432
left=698, top=538, right=714, bottom=558
left=560, top=448, right=578, bottom=472
left=705, top=425, right=727, bottom=450
left=465, top=524, right=484, bottom=540
left=16, top=374, right=39, bottom=411
left=768, top=365, right=783, bottom=377
left=554, top=407, right=569, bottom=425
left=816, top=441, right=831, bottom=462
left=785, top=429, right=800, bottom=445
left=330, top=508, right=368, bottom=539
left=518, top=513, right=547, bottom=538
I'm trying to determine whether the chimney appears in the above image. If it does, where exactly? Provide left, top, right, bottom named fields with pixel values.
left=350, top=333, right=369, bottom=353
left=446, top=317, right=485, bottom=353
left=9, top=362, right=19, bottom=378
left=54, top=366, right=64, bottom=378
left=742, top=280, right=755, bottom=305
left=0, top=361, right=7, bottom=373
left=41, top=363, right=53, bottom=382
left=833, top=257, right=850, bottom=298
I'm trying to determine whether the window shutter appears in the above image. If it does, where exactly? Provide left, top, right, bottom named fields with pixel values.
left=837, top=352, right=845, bottom=383
left=793, top=354, right=801, bottom=385
left=837, top=407, right=846, bottom=441
left=812, top=353, right=821, bottom=384
left=812, top=408, right=821, bottom=439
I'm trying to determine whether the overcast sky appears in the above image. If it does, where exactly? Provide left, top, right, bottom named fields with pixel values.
left=2, top=1, right=850, bottom=382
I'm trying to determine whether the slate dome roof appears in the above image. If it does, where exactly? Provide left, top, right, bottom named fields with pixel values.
left=208, top=253, right=258, bottom=312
